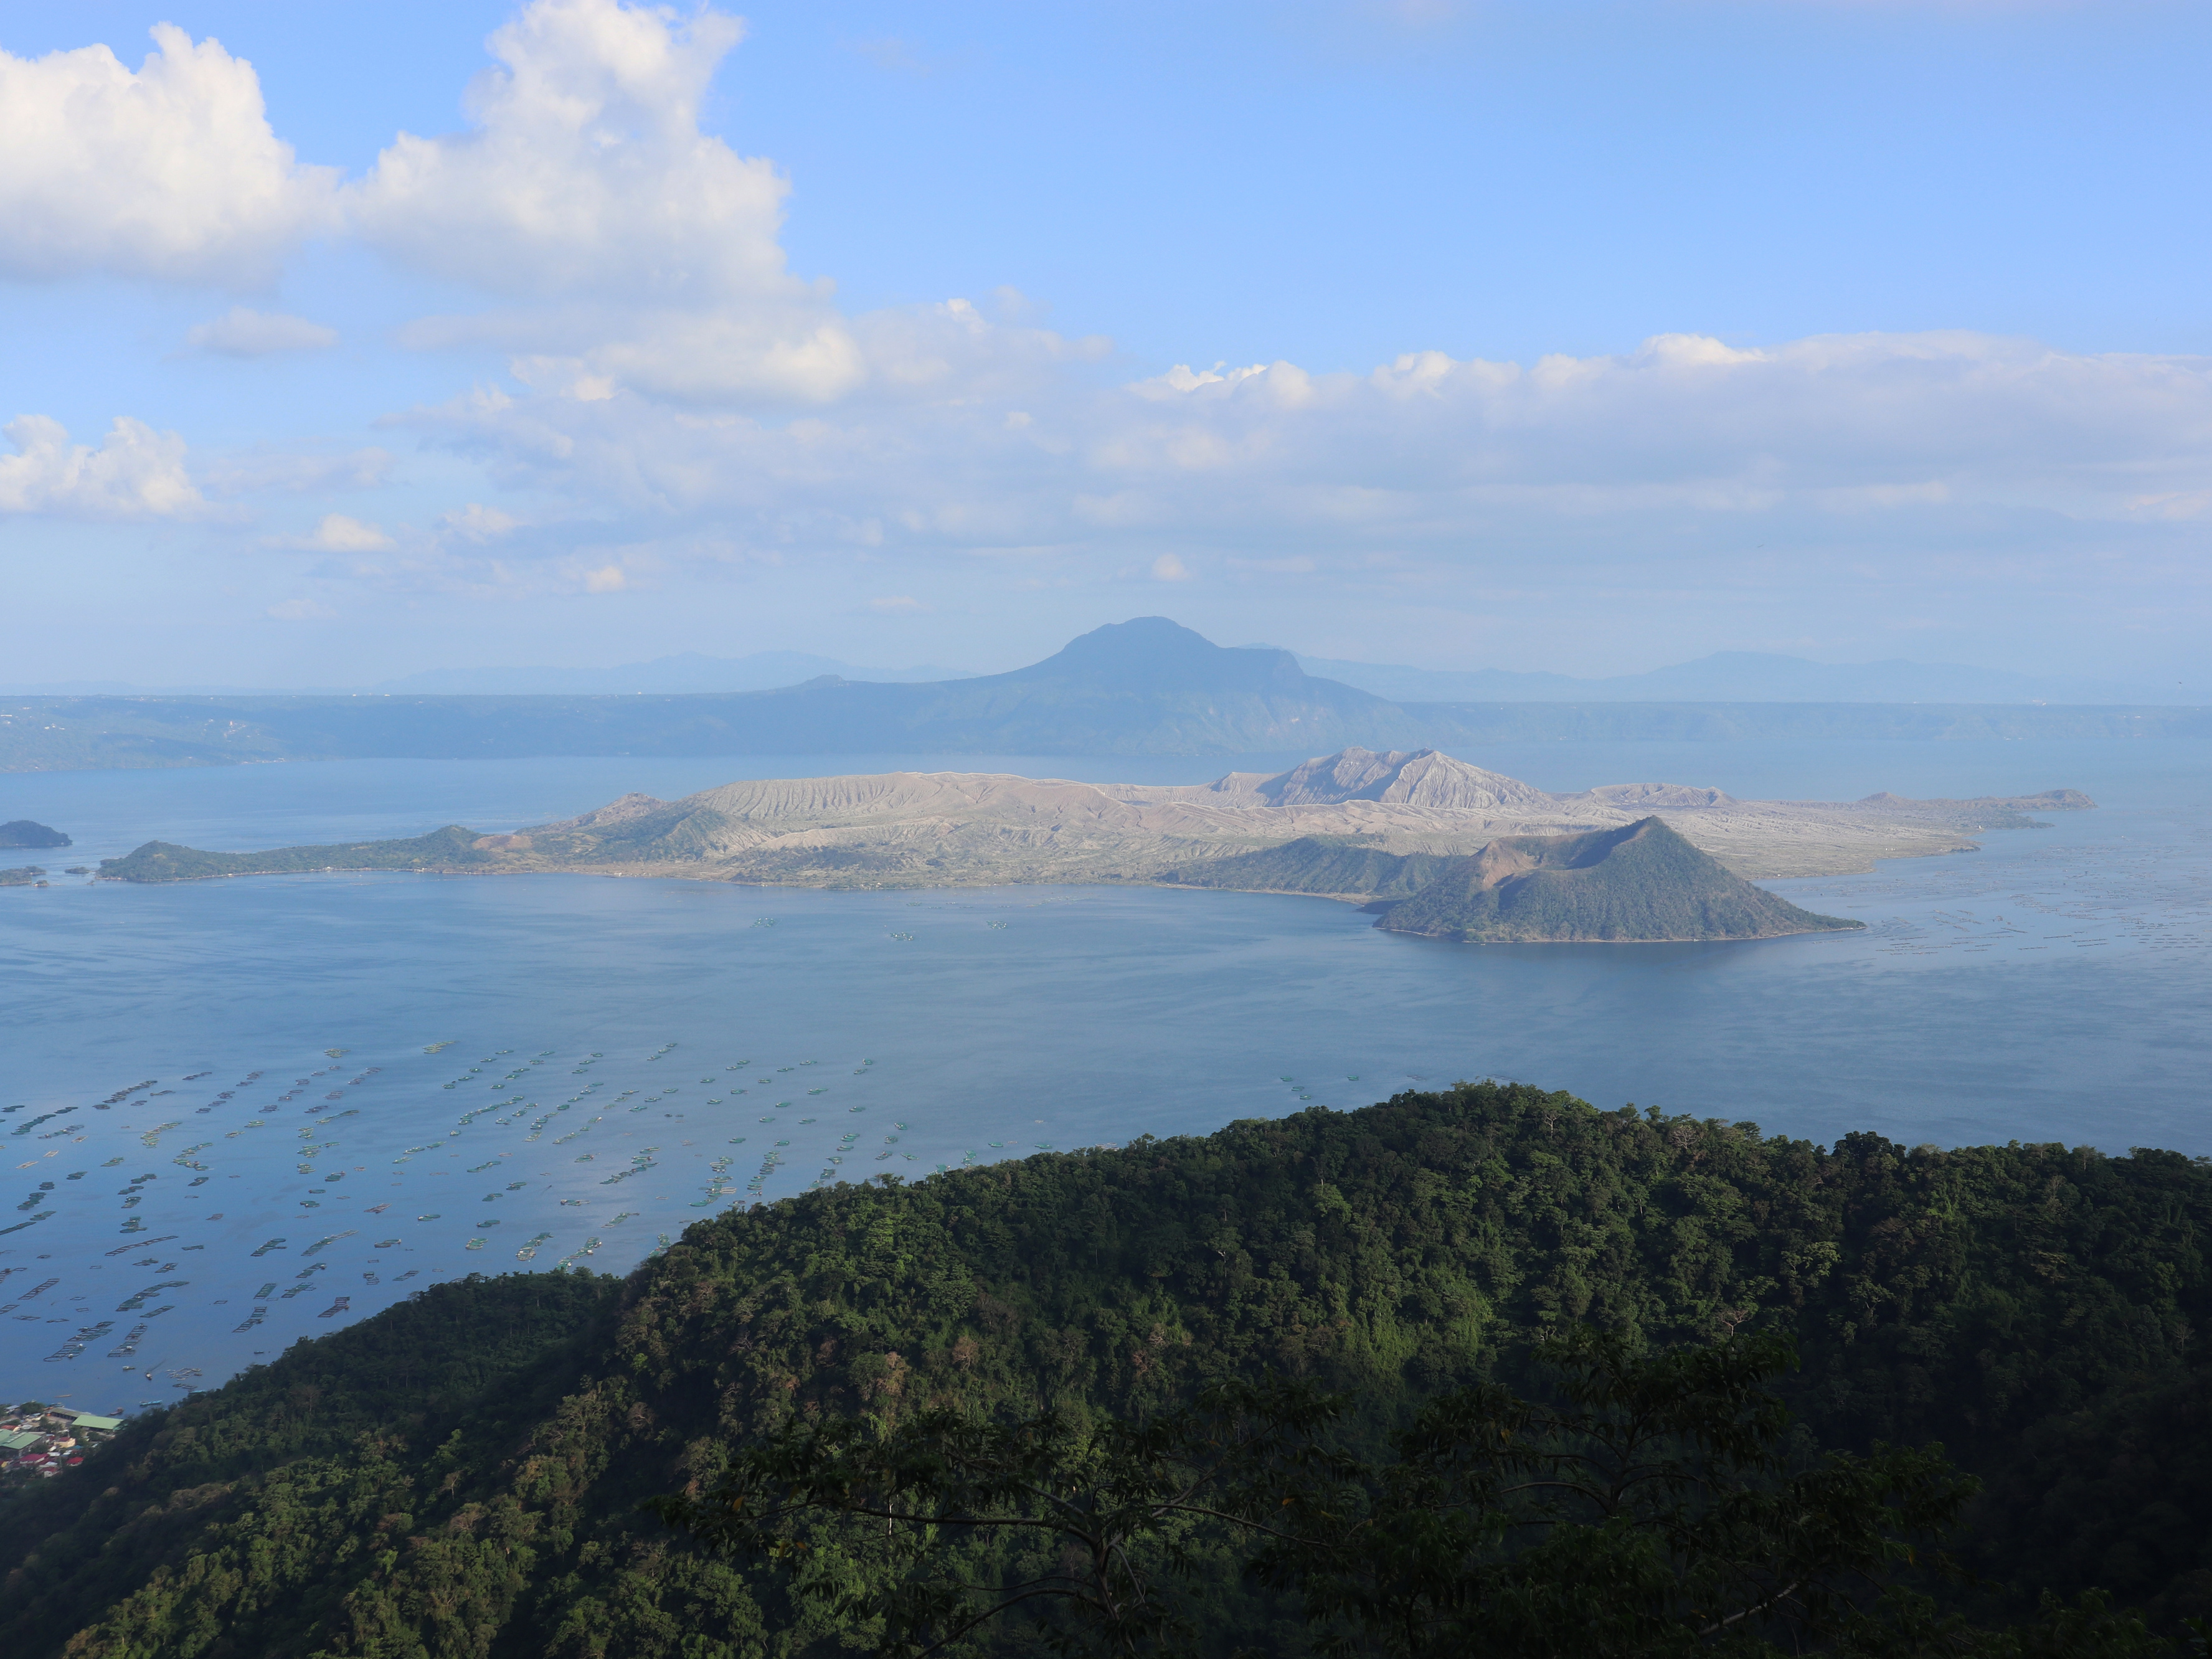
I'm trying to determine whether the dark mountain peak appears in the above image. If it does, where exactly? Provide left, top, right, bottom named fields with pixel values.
left=1004, top=618, right=1310, bottom=694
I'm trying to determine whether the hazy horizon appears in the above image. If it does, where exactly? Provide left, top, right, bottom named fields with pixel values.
left=0, top=629, right=2195, bottom=707
left=2, top=0, right=2208, bottom=688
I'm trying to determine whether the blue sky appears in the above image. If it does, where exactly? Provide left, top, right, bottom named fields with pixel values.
left=1, top=0, right=2206, bottom=685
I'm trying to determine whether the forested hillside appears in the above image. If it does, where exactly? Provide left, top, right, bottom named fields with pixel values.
left=5, top=1084, right=2211, bottom=1656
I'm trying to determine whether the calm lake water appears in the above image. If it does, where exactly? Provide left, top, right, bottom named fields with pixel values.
left=4, top=740, right=2208, bottom=1411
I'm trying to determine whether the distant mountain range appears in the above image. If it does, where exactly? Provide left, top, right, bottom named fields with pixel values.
left=1290, top=650, right=2193, bottom=706
left=5, top=637, right=2190, bottom=704
left=0, top=621, right=1417, bottom=770
left=0, top=652, right=976, bottom=698
left=371, top=651, right=978, bottom=694
left=2, top=620, right=2206, bottom=774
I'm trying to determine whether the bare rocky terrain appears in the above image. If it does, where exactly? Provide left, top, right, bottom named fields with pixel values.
left=450, top=747, right=2089, bottom=888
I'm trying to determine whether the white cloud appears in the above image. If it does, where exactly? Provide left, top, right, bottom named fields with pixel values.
left=349, top=0, right=866, bottom=404
left=400, top=328, right=2212, bottom=599
left=0, top=26, right=338, bottom=285
left=353, top=2, right=1107, bottom=406
left=185, top=307, right=338, bottom=357
left=0, top=415, right=208, bottom=519
left=0, top=2, right=1094, bottom=410
left=439, top=503, right=519, bottom=541
left=11, top=6, right=2185, bottom=660
left=352, top=0, right=779, bottom=303
left=267, top=597, right=337, bottom=621
left=299, top=513, right=395, bottom=552
left=2126, top=490, right=2212, bottom=521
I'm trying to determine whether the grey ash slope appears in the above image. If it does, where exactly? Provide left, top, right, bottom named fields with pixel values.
left=1374, top=817, right=1862, bottom=943
left=93, top=745, right=2089, bottom=891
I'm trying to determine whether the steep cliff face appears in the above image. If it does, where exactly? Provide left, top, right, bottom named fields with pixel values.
left=1244, top=747, right=1556, bottom=810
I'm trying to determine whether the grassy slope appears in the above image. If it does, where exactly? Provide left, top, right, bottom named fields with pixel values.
left=4, top=1087, right=2210, bottom=1655
left=1380, top=817, right=1861, bottom=941
left=1157, top=835, right=1460, bottom=897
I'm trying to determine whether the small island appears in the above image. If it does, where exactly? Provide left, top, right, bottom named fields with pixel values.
left=1163, top=817, right=1858, bottom=941
left=85, top=747, right=2069, bottom=945
left=0, top=866, right=49, bottom=886
left=1380, top=817, right=1859, bottom=942
left=0, top=819, right=69, bottom=849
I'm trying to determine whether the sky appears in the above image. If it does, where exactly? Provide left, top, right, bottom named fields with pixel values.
left=0, top=0, right=2207, bottom=687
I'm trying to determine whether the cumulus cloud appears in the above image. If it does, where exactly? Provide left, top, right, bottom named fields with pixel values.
left=6, top=2, right=1101, bottom=407
left=385, top=326, right=2212, bottom=679
left=352, top=1, right=1106, bottom=405
left=285, top=513, right=395, bottom=552
left=14, top=4, right=2195, bottom=662
left=352, top=0, right=778, bottom=302
left=1085, top=332, right=2212, bottom=530
left=412, top=330, right=2212, bottom=537
left=0, top=415, right=209, bottom=518
left=0, top=26, right=338, bottom=285
left=185, top=307, right=339, bottom=357
left=439, top=503, right=519, bottom=541
left=349, top=0, right=877, bottom=404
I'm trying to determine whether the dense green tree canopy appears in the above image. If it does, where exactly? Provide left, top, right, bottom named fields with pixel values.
left=4, top=1083, right=2211, bottom=1656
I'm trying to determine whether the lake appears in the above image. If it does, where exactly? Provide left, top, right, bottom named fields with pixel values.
left=4, top=739, right=2208, bottom=1412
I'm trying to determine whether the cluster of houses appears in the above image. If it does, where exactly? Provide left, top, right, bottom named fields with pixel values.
left=0, top=1404, right=123, bottom=1480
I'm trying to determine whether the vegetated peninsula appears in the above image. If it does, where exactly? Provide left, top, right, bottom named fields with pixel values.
left=0, top=819, right=68, bottom=848
left=6, top=1084, right=2212, bottom=1653
left=99, top=826, right=494, bottom=882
